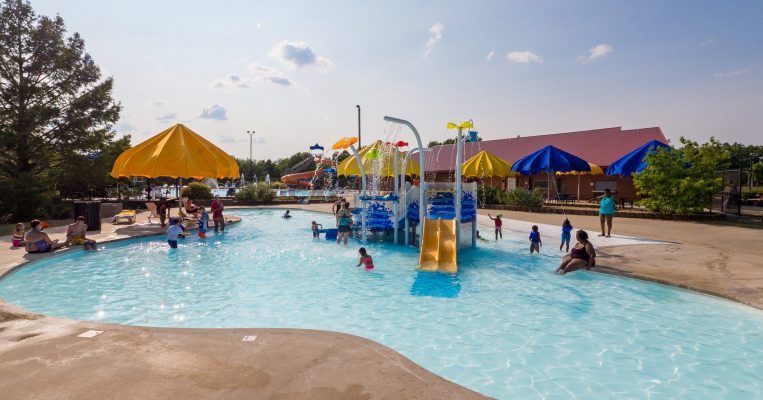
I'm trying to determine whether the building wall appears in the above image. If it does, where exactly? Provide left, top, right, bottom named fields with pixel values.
left=428, top=171, right=639, bottom=201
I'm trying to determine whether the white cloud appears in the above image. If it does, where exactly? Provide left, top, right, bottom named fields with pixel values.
left=578, top=44, right=613, bottom=64
left=701, top=38, right=718, bottom=48
left=506, top=51, right=543, bottom=64
left=714, top=68, right=750, bottom=78
left=256, top=23, right=262, bottom=29
left=248, top=63, right=293, bottom=86
left=423, top=22, right=445, bottom=58
left=198, top=105, right=227, bottom=121
left=151, top=99, right=165, bottom=107
left=270, top=40, right=333, bottom=72
left=486, top=51, right=495, bottom=61
left=157, top=112, right=177, bottom=123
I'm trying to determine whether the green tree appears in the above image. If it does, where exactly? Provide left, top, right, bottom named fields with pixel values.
left=634, top=137, right=728, bottom=214
left=0, top=0, right=120, bottom=220
left=332, top=150, right=350, bottom=163
left=56, top=135, right=132, bottom=198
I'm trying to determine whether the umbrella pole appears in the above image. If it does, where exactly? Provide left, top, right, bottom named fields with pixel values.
left=577, top=175, right=581, bottom=202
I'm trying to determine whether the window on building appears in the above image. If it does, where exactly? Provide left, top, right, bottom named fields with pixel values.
left=533, top=180, right=549, bottom=189
left=593, top=181, right=617, bottom=192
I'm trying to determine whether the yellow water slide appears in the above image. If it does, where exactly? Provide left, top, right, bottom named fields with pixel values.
left=418, top=218, right=458, bottom=273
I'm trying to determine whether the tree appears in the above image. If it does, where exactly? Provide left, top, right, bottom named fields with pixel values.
left=0, top=0, right=120, bottom=220
left=428, top=135, right=482, bottom=148
left=56, top=135, right=131, bottom=199
left=332, top=150, right=350, bottom=163
left=634, top=137, right=728, bottom=214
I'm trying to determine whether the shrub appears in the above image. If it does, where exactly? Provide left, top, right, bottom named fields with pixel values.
left=503, top=188, right=545, bottom=207
left=477, top=185, right=503, bottom=205
left=181, top=182, right=212, bottom=199
left=235, top=183, right=274, bottom=202
left=270, top=182, right=286, bottom=189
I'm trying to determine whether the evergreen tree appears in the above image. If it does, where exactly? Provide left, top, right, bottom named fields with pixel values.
left=0, top=0, right=120, bottom=220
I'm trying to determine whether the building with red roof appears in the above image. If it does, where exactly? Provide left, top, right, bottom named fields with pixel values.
left=424, top=126, right=668, bottom=201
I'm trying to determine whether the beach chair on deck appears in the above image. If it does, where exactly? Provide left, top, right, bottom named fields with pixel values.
left=112, top=209, right=137, bottom=224
left=145, top=202, right=160, bottom=224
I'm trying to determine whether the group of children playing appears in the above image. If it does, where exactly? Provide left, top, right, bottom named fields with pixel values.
left=488, top=213, right=575, bottom=254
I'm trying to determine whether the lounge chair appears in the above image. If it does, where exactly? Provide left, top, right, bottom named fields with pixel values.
left=112, top=209, right=137, bottom=225
left=145, top=202, right=160, bottom=224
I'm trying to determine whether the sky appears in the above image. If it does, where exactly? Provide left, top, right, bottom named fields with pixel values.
left=32, top=0, right=763, bottom=159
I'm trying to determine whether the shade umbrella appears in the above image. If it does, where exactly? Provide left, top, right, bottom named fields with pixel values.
left=461, top=150, right=516, bottom=178
left=337, top=140, right=419, bottom=177
left=511, top=145, right=591, bottom=198
left=606, top=139, right=671, bottom=176
left=111, top=123, right=240, bottom=216
left=556, top=162, right=604, bottom=200
left=111, top=124, right=240, bottom=179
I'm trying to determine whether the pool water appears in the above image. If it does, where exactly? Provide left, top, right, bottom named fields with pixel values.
left=0, top=209, right=761, bottom=399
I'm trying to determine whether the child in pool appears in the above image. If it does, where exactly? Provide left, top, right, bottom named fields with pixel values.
left=560, top=218, right=573, bottom=252
left=167, top=219, right=184, bottom=248
left=488, top=213, right=503, bottom=240
left=197, top=207, right=209, bottom=238
left=283, top=210, right=292, bottom=219
left=11, top=223, right=25, bottom=247
left=529, top=225, right=542, bottom=254
left=311, top=221, right=322, bottom=238
left=355, top=247, right=374, bottom=270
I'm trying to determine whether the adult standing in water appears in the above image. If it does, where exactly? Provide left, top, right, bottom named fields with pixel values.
left=333, top=197, right=344, bottom=226
left=599, top=188, right=616, bottom=237
left=556, top=230, right=596, bottom=274
left=336, top=202, right=352, bottom=245
left=210, top=195, right=225, bottom=233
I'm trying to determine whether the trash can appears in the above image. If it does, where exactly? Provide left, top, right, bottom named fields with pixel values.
left=73, top=201, right=101, bottom=231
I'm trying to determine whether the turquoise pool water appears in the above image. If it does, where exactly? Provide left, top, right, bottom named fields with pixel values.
left=0, top=209, right=761, bottom=399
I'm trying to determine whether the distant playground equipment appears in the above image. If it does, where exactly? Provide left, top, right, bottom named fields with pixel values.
left=279, top=143, right=339, bottom=202
left=332, top=117, right=478, bottom=273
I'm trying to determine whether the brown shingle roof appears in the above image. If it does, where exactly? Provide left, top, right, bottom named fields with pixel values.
left=425, top=126, right=667, bottom=171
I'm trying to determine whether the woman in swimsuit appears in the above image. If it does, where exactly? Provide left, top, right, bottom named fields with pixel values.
left=25, top=220, right=64, bottom=253
left=336, top=203, right=352, bottom=246
left=556, top=229, right=596, bottom=275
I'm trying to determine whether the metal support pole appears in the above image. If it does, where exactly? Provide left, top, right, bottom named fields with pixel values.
left=455, top=128, right=463, bottom=249
left=383, top=116, right=426, bottom=245
left=356, top=105, right=361, bottom=149
left=393, top=149, right=399, bottom=245
left=401, top=148, right=431, bottom=246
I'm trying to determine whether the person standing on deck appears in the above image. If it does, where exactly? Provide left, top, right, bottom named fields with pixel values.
left=599, top=188, right=616, bottom=237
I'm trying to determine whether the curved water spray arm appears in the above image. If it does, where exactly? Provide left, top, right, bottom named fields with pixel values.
left=348, top=144, right=366, bottom=197
left=383, top=116, right=427, bottom=242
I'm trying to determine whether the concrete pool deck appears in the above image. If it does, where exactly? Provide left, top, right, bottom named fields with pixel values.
left=0, top=205, right=760, bottom=399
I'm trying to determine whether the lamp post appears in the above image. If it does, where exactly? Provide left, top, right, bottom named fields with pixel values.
left=356, top=105, right=361, bottom=148
left=246, top=130, right=255, bottom=161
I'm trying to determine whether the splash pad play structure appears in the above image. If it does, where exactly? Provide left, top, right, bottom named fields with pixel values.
left=331, top=117, right=479, bottom=273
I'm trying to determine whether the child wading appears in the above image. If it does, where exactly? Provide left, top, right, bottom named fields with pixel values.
left=560, top=218, right=573, bottom=252
left=529, top=225, right=542, bottom=254
left=356, top=247, right=374, bottom=270
left=167, top=219, right=184, bottom=248
left=311, top=221, right=322, bottom=238
left=197, top=207, right=209, bottom=238
left=487, top=213, right=503, bottom=240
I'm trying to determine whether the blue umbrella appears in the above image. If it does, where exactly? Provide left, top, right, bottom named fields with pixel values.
left=511, top=145, right=591, bottom=175
left=605, top=140, right=670, bottom=176
left=309, top=143, right=324, bottom=151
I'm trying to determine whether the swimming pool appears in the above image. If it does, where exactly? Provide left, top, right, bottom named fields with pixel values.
left=0, top=209, right=760, bottom=399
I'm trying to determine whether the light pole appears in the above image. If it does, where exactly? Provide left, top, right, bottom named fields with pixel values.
left=356, top=105, right=361, bottom=148
left=246, top=130, right=255, bottom=161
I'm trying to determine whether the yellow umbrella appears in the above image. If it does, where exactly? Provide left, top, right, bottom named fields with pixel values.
left=337, top=140, right=419, bottom=177
left=554, top=163, right=604, bottom=176
left=461, top=150, right=516, bottom=178
left=111, top=124, right=240, bottom=179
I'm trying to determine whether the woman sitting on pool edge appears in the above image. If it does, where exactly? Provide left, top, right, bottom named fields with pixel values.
left=556, top=230, right=596, bottom=275
left=25, top=220, right=65, bottom=253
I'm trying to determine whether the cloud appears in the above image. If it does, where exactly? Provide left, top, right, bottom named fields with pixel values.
left=210, top=73, right=253, bottom=89
left=256, top=23, right=262, bottom=29
left=151, top=99, right=165, bottom=107
left=578, top=44, right=613, bottom=64
left=714, top=68, right=750, bottom=78
left=701, top=38, right=718, bottom=48
left=198, top=105, right=227, bottom=121
left=486, top=51, right=495, bottom=61
left=270, top=40, right=333, bottom=71
left=423, top=22, right=445, bottom=58
left=248, top=63, right=292, bottom=85
left=114, top=122, right=137, bottom=133
left=506, top=51, right=543, bottom=64
left=156, top=112, right=177, bottom=123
